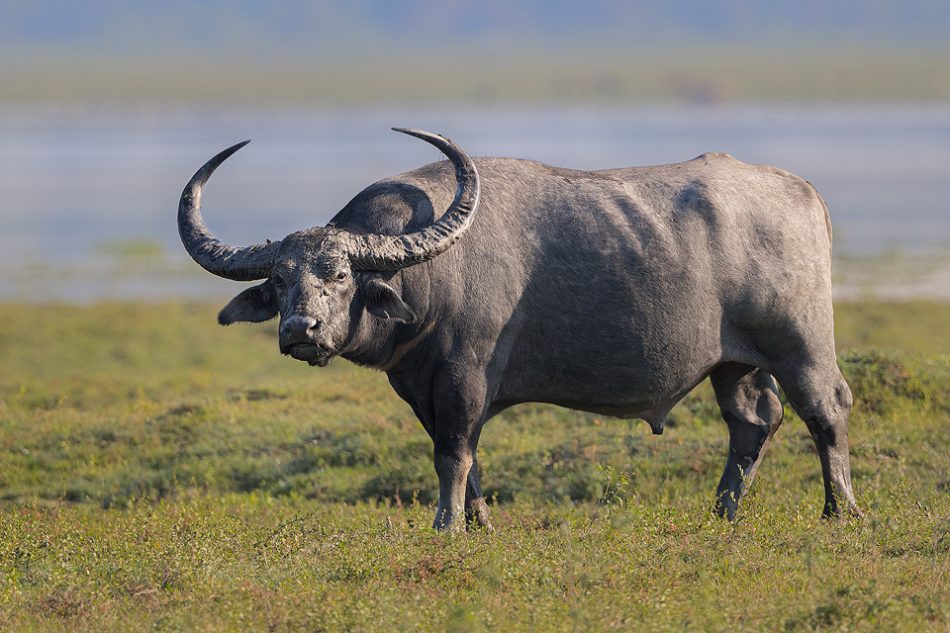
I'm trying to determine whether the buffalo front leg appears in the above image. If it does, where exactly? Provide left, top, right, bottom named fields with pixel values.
left=433, top=448, right=474, bottom=531
left=710, top=363, right=785, bottom=520
left=431, top=367, right=487, bottom=532
left=465, top=455, right=493, bottom=531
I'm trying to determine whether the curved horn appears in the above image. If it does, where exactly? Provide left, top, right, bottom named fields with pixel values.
left=178, top=140, right=280, bottom=281
left=345, top=128, right=480, bottom=271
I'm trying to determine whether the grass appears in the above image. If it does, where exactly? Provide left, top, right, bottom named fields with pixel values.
left=0, top=301, right=948, bottom=631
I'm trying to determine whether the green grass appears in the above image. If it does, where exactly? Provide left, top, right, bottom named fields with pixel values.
left=1, top=301, right=948, bottom=631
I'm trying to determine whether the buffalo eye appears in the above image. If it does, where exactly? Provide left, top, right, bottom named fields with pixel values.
left=335, top=271, right=348, bottom=281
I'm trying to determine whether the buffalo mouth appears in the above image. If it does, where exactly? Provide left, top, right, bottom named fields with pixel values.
left=282, top=342, right=333, bottom=367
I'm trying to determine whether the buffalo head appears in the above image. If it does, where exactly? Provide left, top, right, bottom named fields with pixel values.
left=177, top=129, right=480, bottom=366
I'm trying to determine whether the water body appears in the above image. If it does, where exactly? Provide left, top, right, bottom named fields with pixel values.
left=1, top=103, right=948, bottom=300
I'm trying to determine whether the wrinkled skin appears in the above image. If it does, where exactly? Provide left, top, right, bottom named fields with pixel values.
left=186, top=140, right=861, bottom=532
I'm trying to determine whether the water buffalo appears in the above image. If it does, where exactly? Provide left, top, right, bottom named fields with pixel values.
left=178, top=129, right=861, bottom=531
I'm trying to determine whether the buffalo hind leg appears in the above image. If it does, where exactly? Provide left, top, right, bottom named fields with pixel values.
left=772, top=363, right=861, bottom=518
left=464, top=455, right=493, bottom=531
left=710, top=363, right=785, bottom=520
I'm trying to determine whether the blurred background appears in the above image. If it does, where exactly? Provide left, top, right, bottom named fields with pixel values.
left=1, top=0, right=948, bottom=301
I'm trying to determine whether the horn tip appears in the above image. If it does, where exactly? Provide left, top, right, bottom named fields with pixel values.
left=222, top=139, right=251, bottom=156
left=392, top=127, right=458, bottom=149
left=392, top=127, right=437, bottom=140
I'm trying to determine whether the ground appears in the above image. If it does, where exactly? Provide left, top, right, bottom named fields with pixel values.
left=0, top=301, right=947, bottom=631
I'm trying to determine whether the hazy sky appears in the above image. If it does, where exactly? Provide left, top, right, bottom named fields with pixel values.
left=3, top=0, right=949, bottom=60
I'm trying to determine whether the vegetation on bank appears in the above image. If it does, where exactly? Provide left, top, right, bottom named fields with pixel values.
left=4, top=52, right=950, bottom=105
left=0, top=301, right=947, bottom=631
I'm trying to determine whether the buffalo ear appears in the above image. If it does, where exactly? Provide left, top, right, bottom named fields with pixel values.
left=218, top=280, right=279, bottom=325
left=362, top=278, right=416, bottom=324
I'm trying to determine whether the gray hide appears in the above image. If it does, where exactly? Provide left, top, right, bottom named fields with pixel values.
left=178, top=130, right=861, bottom=531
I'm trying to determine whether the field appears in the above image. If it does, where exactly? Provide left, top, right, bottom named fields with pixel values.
left=0, top=301, right=948, bottom=631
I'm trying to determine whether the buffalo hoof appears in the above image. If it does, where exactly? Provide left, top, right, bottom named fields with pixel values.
left=432, top=505, right=466, bottom=533
left=821, top=499, right=864, bottom=520
left=465, top=497, right=494, bottom=533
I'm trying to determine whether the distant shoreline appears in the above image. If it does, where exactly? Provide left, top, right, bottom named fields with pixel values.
left=3, top=51, right=949, bottom=104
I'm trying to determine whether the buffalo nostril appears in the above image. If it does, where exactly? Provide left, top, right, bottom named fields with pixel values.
left=281, top=315, right=319, bottom=340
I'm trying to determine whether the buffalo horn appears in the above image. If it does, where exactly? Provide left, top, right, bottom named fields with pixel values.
left=344, top=128, right=481, bottom=271
left=177, top=140, right=280, bottom=281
